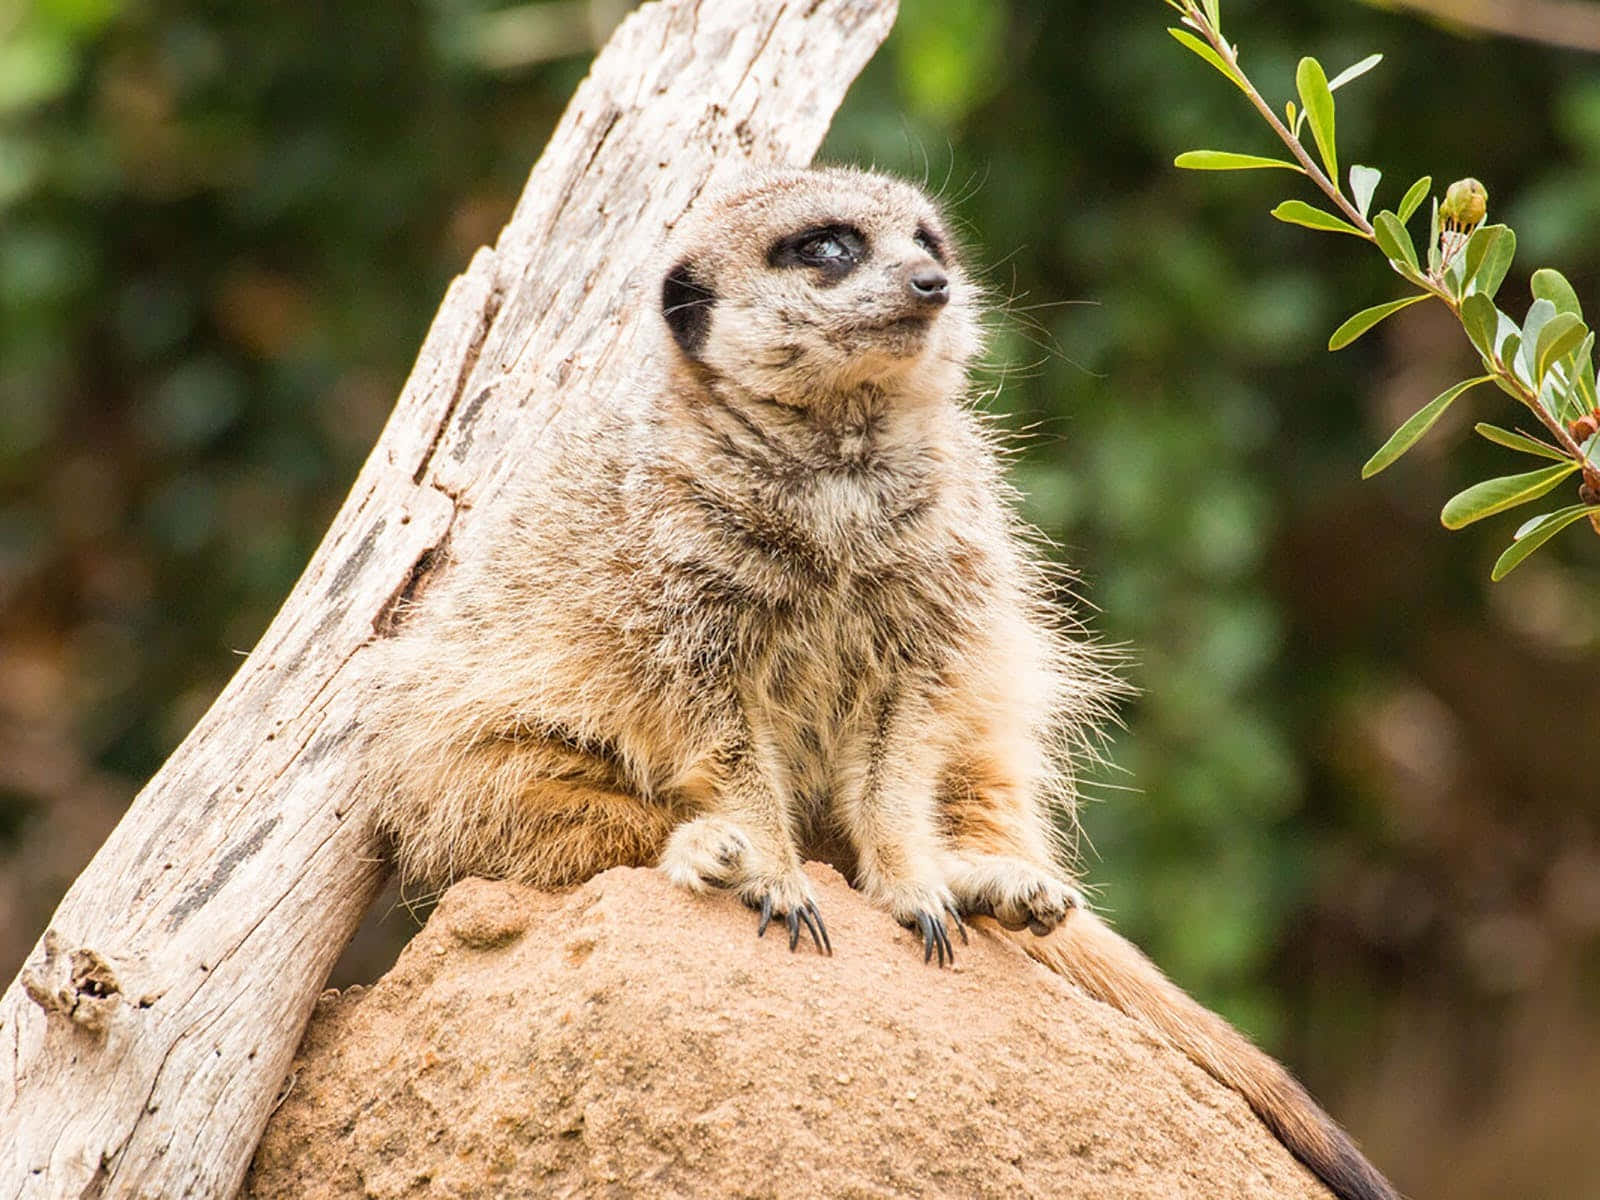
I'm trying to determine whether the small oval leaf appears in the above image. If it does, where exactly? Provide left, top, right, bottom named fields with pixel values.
left=1460, top=294, right=1499, bottom=357
left=1349, top=164, right=1382, bottom=219
left=1373, top=210, right=1418, bottom=271
left=1327, top=53, right=1383, bottom=91
left=1461, top=224, right=1507, bottom=290
left=1492, top=504, right=1600, bottom=580
left=1398, top=175, right=1432, bottom=223
left=1168, top=28, right=1248, bottom=94
left=1518, top=298, right=1557, bottom=379
left=1271, top=199, right=1363, bottom=237
left=1473, top=225, right=1517, bottom=299
left=1329, top=294, right=1428, bottom=351
left=1534, top=311, right=1586, bottom=381
left=1531, top=267, right=1582, bottom=317
left=1440, top=462, right=1579, bottom=529
left=1175, top=150, right=1306, bottom=172
left=1472, top=423, right=1570, bottom=461
left=1362, top=376, right=1492, bottom=478
left=1513, top=512, right=1550, bottom=540
left=1295, top=57, right=1338, bottom=183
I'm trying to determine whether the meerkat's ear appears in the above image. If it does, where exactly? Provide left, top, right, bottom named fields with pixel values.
left=662, top=259, right=715, bottom=359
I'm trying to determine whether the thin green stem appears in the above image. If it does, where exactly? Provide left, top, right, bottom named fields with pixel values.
left=1181, top=12, right=1374, bottom=237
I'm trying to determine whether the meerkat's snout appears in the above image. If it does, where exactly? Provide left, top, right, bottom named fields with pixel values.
left=903, top=261, right=949, bottom=309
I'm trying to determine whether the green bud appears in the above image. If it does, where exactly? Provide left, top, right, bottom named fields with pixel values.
left=1441, top=177, right=1487, bottom=229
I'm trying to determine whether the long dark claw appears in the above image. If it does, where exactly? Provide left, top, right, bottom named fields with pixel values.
left=806, top=901, right=833, bottom=955
left=757, top=893, right=773, bottom=938
left=786, top=908, right=801, bottom=951
left=945, top=902, right=970, bottom=945
left=797, top=903, right=829, bottom=955
left=905, top=908, right=956, bottom=967
left=795, top=905, right=815, bottom=952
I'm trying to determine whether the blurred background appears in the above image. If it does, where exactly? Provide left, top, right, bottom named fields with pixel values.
left=3, top=0, right=1598, bottom=1194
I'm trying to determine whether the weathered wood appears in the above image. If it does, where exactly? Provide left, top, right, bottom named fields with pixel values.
left=0, top=2, right=897, bottom=1194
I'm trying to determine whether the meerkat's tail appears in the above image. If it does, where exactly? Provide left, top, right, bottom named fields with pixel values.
left=1007, top=910, right=1399, bottom=1200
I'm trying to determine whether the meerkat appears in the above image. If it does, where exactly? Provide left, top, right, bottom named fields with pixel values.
left=359, top=166, right=1397, bottom=1200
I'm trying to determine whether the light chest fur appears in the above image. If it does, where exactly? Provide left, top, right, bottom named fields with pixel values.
left=639, top=380, right=999, bottom=847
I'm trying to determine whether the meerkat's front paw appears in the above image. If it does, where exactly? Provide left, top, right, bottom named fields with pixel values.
left=658, top=817, right=830, bottom=955
left=659, top=815, right=752, bottom=892
left=880, top=881, right=967, bottom=968
left=945, top=854, right=1083, bottom=937
left=742, top=871, right=831, bottom=956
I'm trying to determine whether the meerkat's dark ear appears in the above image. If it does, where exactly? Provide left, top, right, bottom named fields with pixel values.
left=662, top=259, right=715, bottom=359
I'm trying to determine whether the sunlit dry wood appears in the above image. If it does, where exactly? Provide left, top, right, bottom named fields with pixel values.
left=0, top=1, right=897, bottom=1193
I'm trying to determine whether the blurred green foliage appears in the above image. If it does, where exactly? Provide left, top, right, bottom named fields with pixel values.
left=3, top=2, right=1599, bottom=1194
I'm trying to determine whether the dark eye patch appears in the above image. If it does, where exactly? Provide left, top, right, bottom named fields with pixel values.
left=662, top=259, right=716, bottom=358
left=913, top=225, right=946, bottom=264
left=767, top=223, right=867, bottom=281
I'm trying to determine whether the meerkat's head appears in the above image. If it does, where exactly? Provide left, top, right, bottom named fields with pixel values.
left=659, top=167, right=981, bottom=407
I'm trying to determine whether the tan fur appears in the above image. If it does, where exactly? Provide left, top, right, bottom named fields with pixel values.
left=357, top=166, right=1395, bottom=1200
left=1013, top=913, right=1397, bottom=1200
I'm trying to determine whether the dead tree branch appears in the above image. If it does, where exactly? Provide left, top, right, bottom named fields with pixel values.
left=0, top=1, right=897, bottom=1193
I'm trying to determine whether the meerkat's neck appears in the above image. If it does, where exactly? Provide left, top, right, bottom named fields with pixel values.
left=666, top=361, right=959, bottom=477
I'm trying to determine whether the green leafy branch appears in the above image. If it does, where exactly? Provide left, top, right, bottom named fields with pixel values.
left=1165, top=0, right=1600, bottom=580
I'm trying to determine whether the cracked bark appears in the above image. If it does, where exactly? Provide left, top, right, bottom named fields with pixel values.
left=0, top=1, right=898, bottom=1194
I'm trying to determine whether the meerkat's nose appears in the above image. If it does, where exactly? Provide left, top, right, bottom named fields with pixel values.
left=905, top=264, right=950, bottom=307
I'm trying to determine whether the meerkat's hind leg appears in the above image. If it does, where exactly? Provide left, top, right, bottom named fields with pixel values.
left=944, top=852, right=1083, bottom=937
left=936, top=761, right=1084, bottom=936
left=659, top=814, right=831, bottom=955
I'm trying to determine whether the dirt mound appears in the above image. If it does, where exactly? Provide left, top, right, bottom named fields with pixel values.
left=245, top=865, right=1331, bottom=1199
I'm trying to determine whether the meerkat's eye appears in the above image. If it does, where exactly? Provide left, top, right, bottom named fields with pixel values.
left=768, top=224, right=866, bottom=279
left=913, top=225, right=946, bottom=264
left=802, top=235, right=848, bottom=262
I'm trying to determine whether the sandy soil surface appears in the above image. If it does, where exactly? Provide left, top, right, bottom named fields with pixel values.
left=244, top=865, right=1332, bottom=1199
